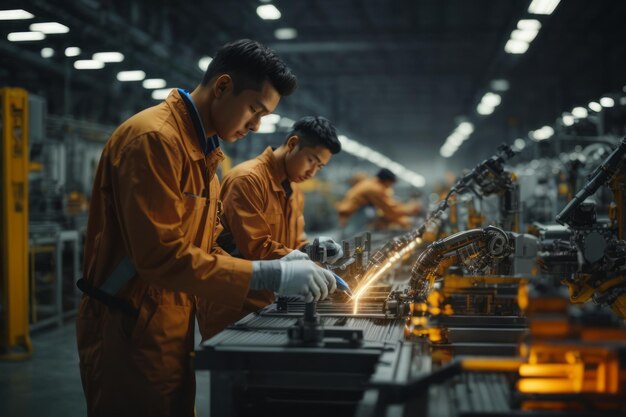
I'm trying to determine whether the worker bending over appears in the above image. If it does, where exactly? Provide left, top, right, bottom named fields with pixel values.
left=76, top=40, right=336, bottom=417
left=336, top=168, right=421, bottom=237
left=197, top=116, right=343, bottom=339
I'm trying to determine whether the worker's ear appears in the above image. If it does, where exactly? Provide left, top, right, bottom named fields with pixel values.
left=286, top=135, right=300, bottom=152
left=214, top=74, right=232, bottom=98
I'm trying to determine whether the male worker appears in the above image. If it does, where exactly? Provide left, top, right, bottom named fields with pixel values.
left=336, top=168, right=421, bottom=237
left=76, top=39, right=336, bottom=417
left=197, top=116, right=343, bottom=339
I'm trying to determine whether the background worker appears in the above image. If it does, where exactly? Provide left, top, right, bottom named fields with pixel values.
left=336, top=168, right=421, bottom=237
left=197, top=116, right=343, bottom=339
left=76, top=39, right=336, bottom=417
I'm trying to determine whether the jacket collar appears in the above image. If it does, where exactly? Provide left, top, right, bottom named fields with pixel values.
left=166, top=89, right=211, bottom=162
left=257, top=146, right=288, bottom=193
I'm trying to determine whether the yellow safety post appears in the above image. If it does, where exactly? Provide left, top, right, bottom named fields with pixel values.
left=0, top=87, right=33, bottom=360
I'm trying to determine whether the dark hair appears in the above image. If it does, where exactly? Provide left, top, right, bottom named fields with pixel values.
left=286, top=116, right=341, bottom=154
left=376, top=168, right=397, bottom=182
left=201, top=39, right=297, bottom=96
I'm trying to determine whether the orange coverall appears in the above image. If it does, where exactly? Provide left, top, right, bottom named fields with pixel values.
left=197, top=146, right=308, bottom=339
left=76, top=90, right=252, bottom=417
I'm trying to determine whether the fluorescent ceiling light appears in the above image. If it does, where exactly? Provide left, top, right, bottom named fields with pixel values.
left=477, top=103, right=495, bottom=115
left=562, top=114, right=575, bottom=126
left=142, top=78, right=167, bottom=89
left=621, top=97, right=626, bottom=106
left=588, top=101, right=602, bottom=112
left=457, top=122, right=474, bottom=135
left=41, top=47, right=54, bottom=58
left=29, top=22, right=69, bottom=34
left=274, top=28, right=297, bottom=40
left=74, top=60, right=104, bottom=70
left=513, top=138, right=526, bottom=150
left=510, top=29, right=538, bottom=43
left=531, top=125, right=554, bottom=141
left=517, top=19, right=542, bottom=31
left=440, top=147, right=454, bottom=158
left=93, top=52, right=124, bottom=62
left=65, top=47, right=81, bottom=57
left=572, top=107, right=588, bottom=118
left=257, top=4, right=281, bottom=20
left=0, top=9, right=34, bottom=20
left=7, top=31, right=45, bottom=42
left=152, top=88, right=173, bottom=100
left=117, top=70, right=146, bottom=81
left=490, top=79, right=509, bottom=92
left=198, top=56, right=212, bottom=71
left=261, top=114, right=281, bottom=124
left=504, top=39, right=529, bottom=54
left=600, top=97, right=615, bottom=108
left=481, top=92, right=501, bottom=108
left=528, top=0, right=561, bottom=15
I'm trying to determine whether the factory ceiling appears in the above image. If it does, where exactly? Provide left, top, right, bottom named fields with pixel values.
left=2, top=0, right=626, bottom=178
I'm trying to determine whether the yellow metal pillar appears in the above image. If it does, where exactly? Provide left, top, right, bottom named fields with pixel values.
left=0, top=87, right=32, bottom=359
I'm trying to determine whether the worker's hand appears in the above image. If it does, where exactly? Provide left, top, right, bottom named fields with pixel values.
left=316, top=236, right=344, bottom=263
left=278, top=260, right=337, bottom=302
left=280, top=250, right=310, bottom=262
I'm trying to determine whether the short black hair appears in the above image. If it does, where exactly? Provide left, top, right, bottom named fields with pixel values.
left=286, top=116, right=341, bottom=154
left=201, top=39, right=297, bottom=96
left=376, top=168, right=397, bottom=182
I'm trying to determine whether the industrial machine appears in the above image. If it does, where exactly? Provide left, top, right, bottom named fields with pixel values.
left=195, top=140, right=626, bottom=416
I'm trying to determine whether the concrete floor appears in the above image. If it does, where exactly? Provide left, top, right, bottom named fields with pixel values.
left=0, top=321, right=210, bottom=417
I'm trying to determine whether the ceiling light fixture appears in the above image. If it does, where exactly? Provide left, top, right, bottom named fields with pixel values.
left=117, top=70, right=146, bottom=81
left=152, top=88, right=174, bottom=100
left=517, top=19, right=542, bottom=31
left=142, top=78, right=167, bottom=89
left=65, top=47, right=81, bottom=57
left=29, top=22, right=69, bottom=34
left=588, top=101, right=602, bottom=112
left=0, top=9, right=34, bottom=20
left=257, top=4, right=281, bottom=20
left=572, top=107, right=588, bottom=118
left=7, top=31, right=45, bottom=42
left=40, top=47, right=54, bottom=58
left=600, top=97, right=615, bottom=108
left=93, top=52, right=124, bottom=63
left=528, top=0, right=561, bottom=15
left=198, top=56, right=212, bottom=71
left=504, top=39, right=529, bottom=54
left=74, top=60, right=105, bottom=70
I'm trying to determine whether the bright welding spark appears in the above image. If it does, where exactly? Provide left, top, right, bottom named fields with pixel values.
left=352, top=237, right=422, bottom=314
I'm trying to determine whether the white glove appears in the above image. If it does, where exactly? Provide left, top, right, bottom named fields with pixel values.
left=278, top=259, right=337, bottom=302
left=316, top=236, right=344, bottom=264
left=280, top=250, right=310, bottom=262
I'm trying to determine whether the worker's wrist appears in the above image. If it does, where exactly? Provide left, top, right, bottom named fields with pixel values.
left=250, top=260, right=282, bottom=291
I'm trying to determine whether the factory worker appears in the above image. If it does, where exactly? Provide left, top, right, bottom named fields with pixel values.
left=197, top=116, right=343, bottom=339
left=76, top=39, right=336, bottom=417
left=336, top=168, right=421, bottom=237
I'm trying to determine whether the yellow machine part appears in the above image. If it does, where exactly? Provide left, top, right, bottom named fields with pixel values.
left=0, top=87, right=32, bottom=359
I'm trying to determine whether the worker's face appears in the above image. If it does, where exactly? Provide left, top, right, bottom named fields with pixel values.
left=210, top=75, right=281, bottom=142
left=284, top=137, right=333, bottom=183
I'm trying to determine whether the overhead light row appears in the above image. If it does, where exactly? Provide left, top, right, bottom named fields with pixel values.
left=339, top=135, right=425, bottom=188
left=3, top=8, right=71, bottom=42
left=561, top=94, right=618, bottom=126
left=505, top=19, right=542, bottom=54
left=439, top=122, right=474, bottom=158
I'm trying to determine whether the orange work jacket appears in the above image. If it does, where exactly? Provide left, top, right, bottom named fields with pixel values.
left=336, top=177, right=410, bottom=226
left=76, top=90, right=252, bottom=417
left=197, top=147, right=308, bottom=340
